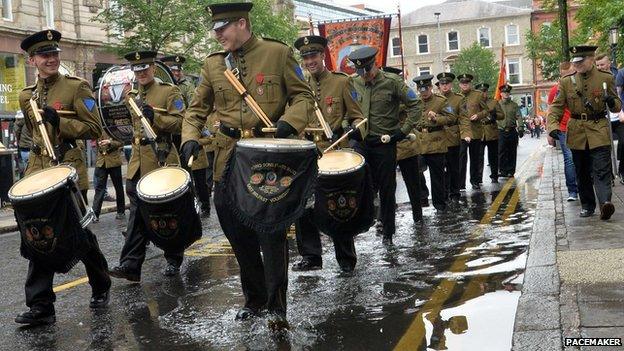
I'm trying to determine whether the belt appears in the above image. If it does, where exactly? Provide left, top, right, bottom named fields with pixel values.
left=219, top=124, right=258, bottom=139
left=501, top=127, right=517, bottom=132
left=418, top=126, right=444, bottom=133
left=570, top=112, right=604, bottom=121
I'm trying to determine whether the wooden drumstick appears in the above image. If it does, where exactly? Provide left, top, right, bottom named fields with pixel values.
left=29, top=98, right=57, bottom=162
left=323, top=118, right=368, bottom=153
left=381, top=133, right=416, bottom=144
left=38, top=109, right=76, bottom=115
left=187, top=155, right=194, bottom=168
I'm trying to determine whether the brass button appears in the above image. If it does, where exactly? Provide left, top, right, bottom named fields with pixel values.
left=242, top=72, right=247, bottom=77
left=242, top=108, right=248, bottom=113
left=240, top=59, right=245, bottom=64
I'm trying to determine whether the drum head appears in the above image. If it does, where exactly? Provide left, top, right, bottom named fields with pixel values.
left=9, top=165, right=76, bottom=200
left=318, top=150, right=365, bottom=175
left=237, top=138, right=316, bottom=152
left=137, top=167, right=190, bottom=203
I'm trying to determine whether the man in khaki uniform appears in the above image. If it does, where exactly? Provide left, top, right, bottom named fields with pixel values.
left=92, top=130, right=125, bottom=221
left=161, top=54, right=211, bottom=216
left=179, top=3, right=315, bottom=329
left=109, top=50, right=185, bottom=281
left=349, top=46, right=422, bottom=245
left=457, top=74, right=489, bottom=190
left=291, top=35, right=366, bottom=273
left=547, top=45, right=622, bottom=220
left=16, top=30, right=110, bottom=326
left=497, top=84, right=524, bottom=177
left=476, top=83, right=504, bottom=184
left=413, top=74, right=456, bottom=211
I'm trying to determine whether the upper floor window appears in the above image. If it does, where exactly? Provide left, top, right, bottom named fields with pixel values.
left=506, top=24, right=519, bottom=46
left=478, top=27, right=491, bottom=48
left=417, top=34, right=429, bottom=54
left=447, top=31, right=459, bottom=51
left=391, top=37, right=402, bottom=57
left=43, top=0, right=54, bottom=28
left=2, top=0, right=13, bottom=21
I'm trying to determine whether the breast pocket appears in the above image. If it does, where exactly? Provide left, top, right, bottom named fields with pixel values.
left=253, top=74, right=280, bottom=104
left=327, top=96, right=342, bottom=117
left=213, top=80, right=236, bottom=109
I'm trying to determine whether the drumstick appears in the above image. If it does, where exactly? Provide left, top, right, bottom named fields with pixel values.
left=224, top=69, right=274, bottom=127
left=127, top=98, right=158, bottom=140
left=323, top=118, right=368, bottom=153
left=187, top=155, right=194, bottom=168
left=261, top=127, right=325, bottom=133
left=380, top=133, right=416, bottom=144
left=37, top=109, right=76, bottom=115
left=29, top=98, right=57, bottom=162
left=313, top=102, right=333, bottom=139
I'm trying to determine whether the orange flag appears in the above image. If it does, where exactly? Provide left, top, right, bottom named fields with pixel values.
left=494, top=44, right=506, bottom=100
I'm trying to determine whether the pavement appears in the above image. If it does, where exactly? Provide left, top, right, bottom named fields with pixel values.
left=512, top=145, right=624, bottom=351
left=0, top=166, right=129, bottom=234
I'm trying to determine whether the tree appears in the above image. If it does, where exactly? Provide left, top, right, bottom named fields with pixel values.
left=526, top=21, right=585, bottom=81
left=450, top=42, right=498, bottom=90
left=575, top=0, right=624, bottom=65
left=93, top=0, right=299, bottom=73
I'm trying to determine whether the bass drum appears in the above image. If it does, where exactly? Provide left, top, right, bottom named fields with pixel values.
left=97, top=61, right=174, bottom=144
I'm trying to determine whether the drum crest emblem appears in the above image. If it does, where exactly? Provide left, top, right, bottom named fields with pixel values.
left=148, top=214, right=179, bottom=239
left=247, top=163, right=296, bottom=203
left=325, top=190, right=359, bottom=222
left=23, top=220, right=57, bottom=253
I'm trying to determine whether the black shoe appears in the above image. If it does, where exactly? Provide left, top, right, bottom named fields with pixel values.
left=450, top=196, right=460, bottom=204
left=600, top=202, right=615, bottom=220
left=267, top=314, right=290, bottom=333
left=382, top=235, right=393, bottom=246
left=420, top=198, right=429, bottom=207
left=109, top=266, right=140, bottom=282
left=471, top=183, right=481, bottom=190
left=235, top=307, right=259, bottom=321
left=89, top=290, right=110, bottom=308
left=121, top=230, right=127, bottom=238
left=200, top=206, right=211, bottom=218
left=15, top=308, right=56, bottom=326
left=375, top=222, right=383, bottom=236
left=163, top=263, right=180, bottom=276
left=491, top=178, right=499, bottom=184
left=115, top=212, right=125, bottom=220
left=413, top=215, right=423, bottom=223
left=292, top=258, right=322, bottom=271
left=339, top=264, right=355, bottom=274
left=579, top=209, right=594, bottom=218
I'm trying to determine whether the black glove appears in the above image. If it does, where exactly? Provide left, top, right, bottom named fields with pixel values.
left=603, top=95, right=616, bottom=109
left=275, top=120, right=297, bottom=138
left=42, top=106, right=60, bottom=129
left=180, top=140, right=200, bottom=167
left=330, top=127, right=344, bottom=143
left=489, top=110, right=497, bottom=122
left=142, top=105, right=155, bottom=124
left=548, top=129, right=559, bottom=140
left=390, top=131, right=407, bottom=143
left=346, top=125, right=363, bottom=142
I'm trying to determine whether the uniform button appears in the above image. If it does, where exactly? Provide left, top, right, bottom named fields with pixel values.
left=242, top=108, right=248, bottom=113
left=240, top=59, right=245, bottom=64
left=242, top=72, right=247, bottom=77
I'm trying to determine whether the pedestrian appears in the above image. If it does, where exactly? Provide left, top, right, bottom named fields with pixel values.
left=12, top=110, right=31, bottom=178
left=108, top=50, right=186, bottom=280
left=349, top=46, right=421, bottom=245
left=497, top=84, right=525, bottom=178
left=91, top=131, right=125, bottom=221
left=179, top=2, right=315, bottom=331
left=547, top=45, right=622, bottom=220
left=547, top=62, right=578, bottom=201
left=15, top=29, right=110, bottom=326
left=476, top=83, right=503, bottom=184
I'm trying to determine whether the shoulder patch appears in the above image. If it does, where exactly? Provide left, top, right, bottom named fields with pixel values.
left=444, top=105, right=455, bottom=114
left=350, top=90, right=359, bottom=101
left=173, top=98, right=184, bottom=111
left=82, top=98, right=96, bottom=112
left=294, top=65, right=305, bottom=80
left=407, top=88, right=417, bottom=100
left=208, top=51, right=227, bottom=58
left=262, top=37, right=288, bottom=46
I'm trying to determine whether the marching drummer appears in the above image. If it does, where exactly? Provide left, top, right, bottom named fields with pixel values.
left=16, top=30, right=110, bottom=325
left=180, top=2, right=315, bottom=331
left=348, top=46, right=422, bottom=246
left=291, top=34, right=366, bottom=273
left=109, top=50, right=186, bottom=280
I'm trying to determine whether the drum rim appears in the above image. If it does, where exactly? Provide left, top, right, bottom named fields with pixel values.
left=136, top=166, right=191, bottom=203
left=236, top=137, right=317, bottom=151
left=8, top=165, right=77, bottom=201
left=318, top=150, right=365, bottom=176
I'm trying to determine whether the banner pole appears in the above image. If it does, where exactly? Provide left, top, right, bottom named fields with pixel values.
left=397, top=4, right=405, bottom=75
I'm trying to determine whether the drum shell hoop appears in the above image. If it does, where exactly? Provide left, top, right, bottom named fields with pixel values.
left=318, top=151, right=365, bottom=176
left=237, top=138, right=316, bottom=153
left=137, top=169, right=191, bottom=204
left=8, top=166, right=78, bottom=203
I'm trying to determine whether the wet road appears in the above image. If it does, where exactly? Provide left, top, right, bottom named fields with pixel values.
left=0, top=137, right=546, bottom=350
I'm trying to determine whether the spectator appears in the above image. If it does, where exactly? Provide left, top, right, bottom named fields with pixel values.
left=12, top=110, right=31, bottom=178
left=92, top=132, right=125, bottom=221
left=548, top=62, right=578, bottom=201
left=595, top=52, right=619, bottom=76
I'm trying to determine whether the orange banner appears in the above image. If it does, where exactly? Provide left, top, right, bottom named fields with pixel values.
left=494, top=44, right=506, bottom=100
left=318, top=16, right=392, bottom=74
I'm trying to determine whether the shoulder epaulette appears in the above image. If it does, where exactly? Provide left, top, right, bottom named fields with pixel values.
left=331, top=71, right=349, bottom=77
left=562, top=72, right=576, bottom=79
left=435, top=93, right=447, bottom=100
left=261, top=37, right=288, bottom=46
left=64, top=74, right=86, bottom=82
left=208, top=51, right=227, bottom=58
left=22, top=83, right=36, bottom=91
left=596, top=68, right=611, bottom=75
left=158, top=81, right=175, bottom=87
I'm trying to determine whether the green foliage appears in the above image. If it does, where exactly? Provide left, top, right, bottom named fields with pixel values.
left=249, top=0, right=299, bottom=46
left=575, top=0, right=624, bottom=65
left=450, top=42, right=498, bottom=89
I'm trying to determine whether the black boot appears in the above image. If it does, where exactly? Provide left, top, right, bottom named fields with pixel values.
left=291, top=258, right=322, bottom=271
left=15, top=307, right=56, bottom=326
left=90, top=290, right=110, bottom=308
left=109, top=265, right=140, bottom=282
left=162, top=263, right=180, bottom=276
left=235, top=307, right=260, bottom=321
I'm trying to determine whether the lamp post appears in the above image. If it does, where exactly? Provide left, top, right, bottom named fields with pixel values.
left=609, top=26, right=619, bottom=67
left=434, top=12, right=442, bottom=72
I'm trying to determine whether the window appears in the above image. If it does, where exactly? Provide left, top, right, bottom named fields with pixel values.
left=506, top=24, right=519, bottom=46
left=42, top=0, right=54, bottom=28
left=418, top=66, right=431, bottom=76
left=447, top=31, right=459, bottom=51
left=478, top=27, right=491, bottom=47
left=417, top=34, right=429, bottom=54
left=2, top=0, right=12, bottom=20
left=507, top=57, right=521, bottom=84
left=391, top=37, right=402, bottom=57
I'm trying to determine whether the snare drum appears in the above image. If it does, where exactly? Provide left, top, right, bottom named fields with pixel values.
left=314, top=150, right=374, bottom=238
left=223, top=138, right=318, bottom=234
left=136, top=166, right=201, bottom=250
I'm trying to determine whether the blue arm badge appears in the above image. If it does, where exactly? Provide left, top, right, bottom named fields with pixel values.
left=174, top=98, right=184, bottom=111
left=407, top=88, right=417, bottom=100
left=444, top=105, right=455, bottom=114
left=82, top=98, right=95, bottom=112
left=294, top=65, right=304, bottom=80
left=351, top=90, right=359, bottom=101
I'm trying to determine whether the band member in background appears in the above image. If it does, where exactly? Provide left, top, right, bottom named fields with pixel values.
left=437, top=72, right=467, bottom=203
left=349, top=46, right=422, bottom=245
left=92, top=130, right=126, bottom=221
left=161, top=54, right=211, bottom=217
left=547, top=45, right=622, bottom=220
left=291, top=35, right=366, bottom=273
left=16, top=30, right=110, bottom=326
left=457, top=74, right=487, bottom=190
left=179, top=2, right=315, bottom=331
left=476, top=83, right=503, bottom=184
left=109, top=50, right=185, bottom=280
left=497, top=84, right=524, bottom=178
left=413, top=74, right=455, bottom=211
